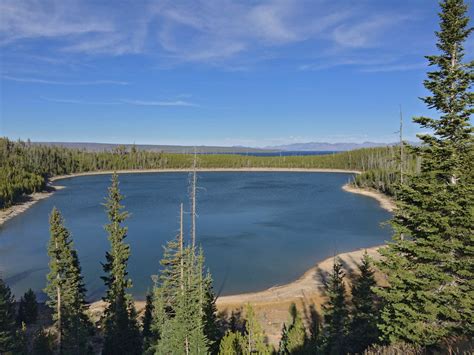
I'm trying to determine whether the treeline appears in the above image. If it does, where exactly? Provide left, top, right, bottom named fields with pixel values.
left=0, top=136, right=415, bottom=208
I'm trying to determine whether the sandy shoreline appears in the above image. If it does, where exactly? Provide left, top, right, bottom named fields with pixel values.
left=0, top=186, right=65, bottom=227
left=342, top=184, right=396, bottom=212
left=1, top=168, right=360, bottom=227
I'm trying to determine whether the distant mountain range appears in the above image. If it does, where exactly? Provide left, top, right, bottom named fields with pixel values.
left=264, top=141, right=399, bottom=152
left=32, top=142, right=274, bottom=154
left=33, top=141, right=407, bottom=153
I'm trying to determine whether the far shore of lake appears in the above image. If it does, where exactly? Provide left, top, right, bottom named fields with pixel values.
left=1, top=167, right=361, bottom=227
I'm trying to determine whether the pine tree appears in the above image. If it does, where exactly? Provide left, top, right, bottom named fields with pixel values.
left=17, top=288, right=38, bottom=325
left=322, top=258, right=348, bottom=354
left=45, top=207, right=91, bottom=354
left=376, top=0, right=473, bottom=346
left=101, top=173, right=142, bottom=355
left=219, top=330, right=246, bottom=354
left=0, top=278, right=17, bottom=353
left=348, top=252, right=380, bottom=353
left=279, top=323, right=289, bottom=354
left=142, top=291, right=154, bottom=349
left=32, top=330, right=54, bottom=355
left=279, top=303, right=307, bottom=354
left=149, top=203, right=218, bottom=354
left=243, top=304, right=271, bottom=354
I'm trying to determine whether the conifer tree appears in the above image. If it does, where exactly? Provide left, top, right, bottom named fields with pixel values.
left=142, top=291, right=154, bottom=349
left=322, top=259, right=348, bottom=354
left=348, top=252, right=380, bottom=353
left=32, top=330, right=54, bottom=355
left=0, top=278, right=17, bottom=353
left=243, top=304, right=271, bottom=354
left=17, top=288, right=38, bottom=325
left=279, top=303, right=307, bottom=354
left=376, top=0, right=473, bottom=346
left=101, top=173, right=142, bottom=355
left=45, top=207, right=91, bottom=354
left=219, top=330, right=246, bottom=354
left=279, top=323, right=289, bottom=354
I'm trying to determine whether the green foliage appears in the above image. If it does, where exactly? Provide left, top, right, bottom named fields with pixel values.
left=142, top=291, right=154, bottom=349
left=280, top=303, right=307, bottom=354
left=45, top=207, right=92, bottom=354
left=32, top=330, right=54, bottom=355
left=151, top=246, right=210, bottom=354
left=219, top=330, right=246, bottom=354
left=243, top=304, right=271, bottom=354
left=0, top=278, right=18, bottom=354
left=348, top=252, right=380, bottom=353
left=322, top=258, right=349, bottom=354
left=16, top=288, right=38, bottom=325
left=376, top=0, right=474, bottom=347
left=101, top=173, right=142, bottom=355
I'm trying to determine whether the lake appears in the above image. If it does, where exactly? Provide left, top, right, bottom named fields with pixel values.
left=0, top=172, right=392, bottom=300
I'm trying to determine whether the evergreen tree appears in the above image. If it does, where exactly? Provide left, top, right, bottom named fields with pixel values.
left=348, top=252, right=380, bottom=353
left=286, top=303, right=307, bottom=354
left=322, top=259, right=348, bottom=354
left=376, top=0, right=473, bottom=346
left=279, top=323, right=289, bottom=354
left=0, top=278, right=17, bottom=354
left=17, top=288, right=38, bottom=325
left=243, top=304, right=271, bottom=354
left=142, top=291, right=154, bottom=350
left=101, top=173, right=142, bottom=355
left=45, top=207, right=91, bottom=354
left=219, top=330, right=245, bottom=354
left=155, top=246, right=209, bottom=354
left=32, top=330, right=54, bottom=355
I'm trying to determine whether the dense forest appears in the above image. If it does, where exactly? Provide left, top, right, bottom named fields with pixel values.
left=1, top=0, right=473, bottom=354
left=0, top=137, right=416, bottom=209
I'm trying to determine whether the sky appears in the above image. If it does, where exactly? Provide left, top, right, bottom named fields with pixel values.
left=0, top=0, right=472, bottom=147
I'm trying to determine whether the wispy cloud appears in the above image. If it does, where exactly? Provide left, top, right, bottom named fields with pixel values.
left=121, top=99, right=198, bottom=107
left=2, top=75, right=128, bottom=85
left=0, top=0, right=424, bottom=70
left=359, top=63, right=426, bottom=73
left=41, top=97, right=120, bottom=105
left=39, top=97, right=199, bottom=107
left=0, top=0, right=113, bottom=45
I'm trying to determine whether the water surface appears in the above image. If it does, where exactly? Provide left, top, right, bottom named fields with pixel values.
left=0, top=172, right=391, bottom=300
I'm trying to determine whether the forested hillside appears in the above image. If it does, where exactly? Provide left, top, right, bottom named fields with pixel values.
left=0, top=137, right=415, bottom=208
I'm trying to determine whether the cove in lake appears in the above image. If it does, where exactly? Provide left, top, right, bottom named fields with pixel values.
left=0, top=172, right=392, bottom=300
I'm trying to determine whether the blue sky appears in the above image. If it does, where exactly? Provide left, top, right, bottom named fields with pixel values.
left=0, top=0, right=472, bottom=147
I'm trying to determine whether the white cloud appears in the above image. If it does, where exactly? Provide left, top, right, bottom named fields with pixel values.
left=0, top=0, right=113, bottom=45
left=2, top=75, right=128, bottom=85
left=0, top=0, right=420, bottom=69
left=121, top=99, right=198, bottom=107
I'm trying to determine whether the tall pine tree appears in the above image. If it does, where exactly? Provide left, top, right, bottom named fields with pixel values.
left=376, top=0, right=473, bottom=346
left=321, top=258, right=348, bottom=354
left=280, top=303, right=307, bottom=354
left=348, top=252, right=380, bottom=353
left=45, top=207, right=91, bottom=354
left=0, top=278, right=17, bottom=354
left=17, top=288, right=38, bottom=325
left=101, top=173, right=142, bottom=355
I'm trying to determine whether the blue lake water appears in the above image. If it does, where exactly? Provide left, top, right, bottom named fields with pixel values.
left=0, top=172, right=392, bottom=301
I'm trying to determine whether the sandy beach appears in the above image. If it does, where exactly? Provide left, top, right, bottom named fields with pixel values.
left=0, top=186, right=65, bottom=227
left=342, top=184, right=396, bottom=212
